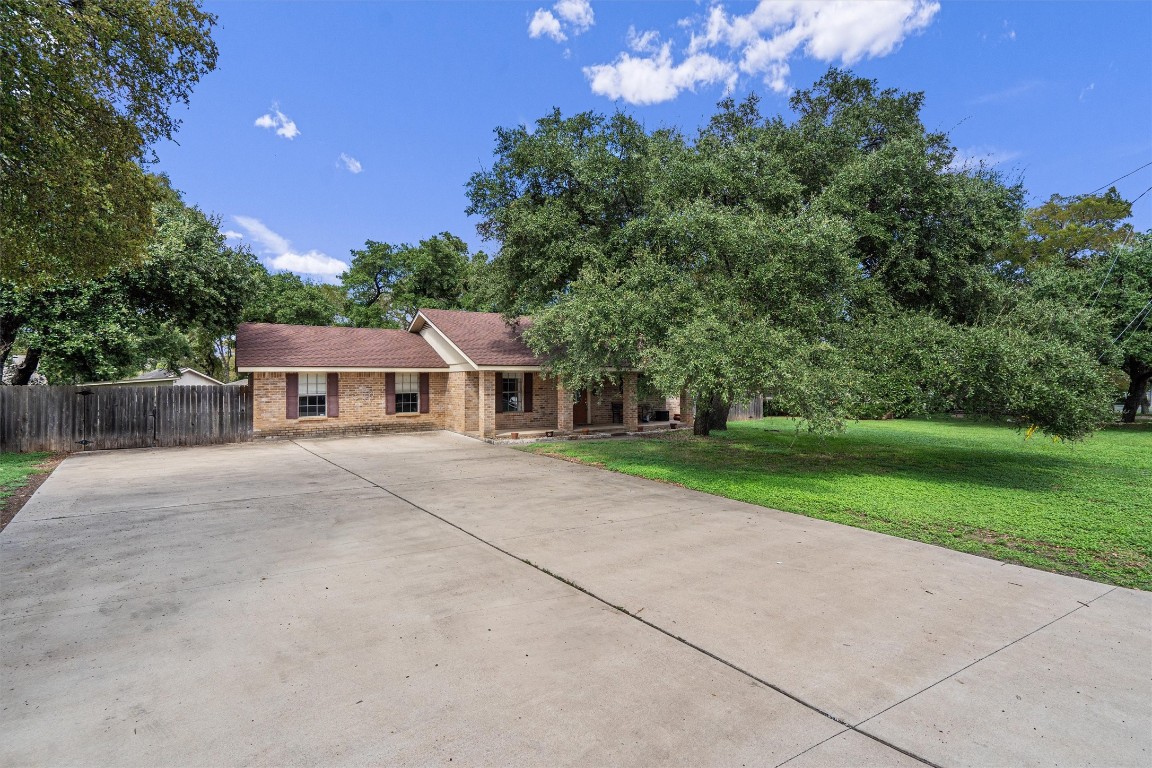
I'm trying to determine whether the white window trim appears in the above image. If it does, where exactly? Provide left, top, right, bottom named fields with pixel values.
left=298, top=373, right=328, bottom=418
left=395, top=372, right=420, bottom=414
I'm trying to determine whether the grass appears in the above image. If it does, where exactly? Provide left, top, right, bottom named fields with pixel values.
left=1, top=452, right=55, bottom=530
left=0, top=452, right=52, bottom=501
left=521, top=417, right=1152, bottom=590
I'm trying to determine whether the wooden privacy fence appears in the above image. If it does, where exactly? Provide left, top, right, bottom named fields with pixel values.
left=728, top=395, right=765, bottom=421
left=1, top=385, right=251, bottom=453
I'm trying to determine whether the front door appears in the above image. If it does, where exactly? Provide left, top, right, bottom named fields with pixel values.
left=572, top=388, right=590, bottom=426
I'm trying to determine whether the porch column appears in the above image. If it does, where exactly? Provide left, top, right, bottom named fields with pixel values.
left=556, top=378, right=574, bottom=433
left=623, top=372, right=639, bottom=432
left=479, top=370, right=497, bottom=439
left=679, top=387, right=695, bottom=428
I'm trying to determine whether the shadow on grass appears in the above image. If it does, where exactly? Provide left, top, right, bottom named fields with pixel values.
left=622, top=427, right=1121, bottom=494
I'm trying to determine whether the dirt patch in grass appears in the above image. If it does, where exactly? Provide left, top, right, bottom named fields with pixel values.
left=1, top=454, right=65, bottom=532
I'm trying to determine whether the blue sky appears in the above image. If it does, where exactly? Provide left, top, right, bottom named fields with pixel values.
left=154, top=1, right=1152, bottom=281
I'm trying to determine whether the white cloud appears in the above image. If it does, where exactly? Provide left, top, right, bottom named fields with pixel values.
left=222, top=230, right=244, bottom=240
left=584, top=43, right=737, bottom=105
left=587, top=0, right=938, bottom=104
left=232, top=215, right=347, bottom=278
left=1079, top=82, right=1095, bottom=102
left=554, top=0, right=594, bottom=32
left=529, top=9, right=566, bottom=42
left=254, top=104, right=300, bottom=139
left=529, top=0, right=594, bottom=43
left=339, top=153, right=363, bottom=174
left=268, top=250, right=348, bottom=276
left=627, top=26, right=661, bottom=54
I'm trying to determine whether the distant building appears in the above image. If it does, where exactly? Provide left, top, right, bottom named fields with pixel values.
left=84, top=368, right=225, bottom=387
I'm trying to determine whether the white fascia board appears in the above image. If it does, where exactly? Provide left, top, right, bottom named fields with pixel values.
left=238, top=366, right=449, bottom=373
left=416, top=318, right=478, bottom=370
left=475, top=365, right=543, bottom=372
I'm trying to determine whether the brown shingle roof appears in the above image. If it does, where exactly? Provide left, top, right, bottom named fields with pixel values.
left=236, top=323, right=448, bottom=369
left=418, top=309, right=542, bottom=366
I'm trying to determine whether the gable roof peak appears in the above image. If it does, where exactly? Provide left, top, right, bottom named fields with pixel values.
left=412, top=308, right=540, bottom=367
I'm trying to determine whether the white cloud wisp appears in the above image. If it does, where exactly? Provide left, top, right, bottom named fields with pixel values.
left=339, top=153, right=363, bottom=174
left=232, top=215, right=347, bottom=278
left=586, top=0, right=939, bottom=105
left=529, top=0, right=594, bottom=43
left=948, top=146, right=1022, bottom=172
left=254, top=104, right=300, bottom=139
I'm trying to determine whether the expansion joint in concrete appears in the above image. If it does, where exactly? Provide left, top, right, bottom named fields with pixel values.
left=852, top=585, right=1118, bottom=731
left=288, top=440, right=943, bottom=768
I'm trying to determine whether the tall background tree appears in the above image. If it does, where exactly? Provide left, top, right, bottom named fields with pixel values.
left=340, top=232, right=489, bottom=327
left=243, top=271, right=343, bottom=328
left=999, top=188, right=1134, bottom=275
left=1, top=179, right=257, bottom=384
left=1, top=0, right=218, bottom=285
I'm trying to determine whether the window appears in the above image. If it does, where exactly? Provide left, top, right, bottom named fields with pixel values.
left=395, top=372, right=419, bottom=413
left=502, top=373, right=522, bottom=412
left=299, top=373, right=327, bottom=417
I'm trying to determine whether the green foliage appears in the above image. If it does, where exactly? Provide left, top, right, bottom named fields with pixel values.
left=2, top=179, right=257, bottom=382
left=1029, top=232, right=1152, bottom=421
left=471, top=68, right=1107, bottom=438
left=784, top=70, right=1025, bottom=323
left=244, top=271, right=342, bottom=327
left=1, top=0, right=219, bottom=285
left=1094, top=234, right=1152, bottom=373
left=1002, top=188, right=1134, bottom=273
left=523, top=418, right=1152, bottom=590
left=340, top=232, right=482, bottom=326
left=466, top=110, right=654, bottom=313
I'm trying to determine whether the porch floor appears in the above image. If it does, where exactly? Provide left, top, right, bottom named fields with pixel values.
left=491, top=421, right=680, bottom=440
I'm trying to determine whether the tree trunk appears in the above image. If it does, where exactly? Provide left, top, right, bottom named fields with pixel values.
left=1121, top=358, right=1150, bottom=424
left=10, top=347, right=42, bottom=385
left=692, top=392, right=731, bottom=436
left=707, top=393, right=730, bottom=432
left=0, top=311, right=22, bottom=377
left=693, top=391, right=713, bottom=436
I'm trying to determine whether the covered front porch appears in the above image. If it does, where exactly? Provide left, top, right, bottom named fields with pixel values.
left=476, top=370, right=691, bottom=439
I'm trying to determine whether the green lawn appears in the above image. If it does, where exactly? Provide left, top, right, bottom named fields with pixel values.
left=0, top=451, right=53, bottom=507
left=521, top=418, right=1152, bottom=590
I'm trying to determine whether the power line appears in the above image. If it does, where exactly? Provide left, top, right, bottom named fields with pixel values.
left=1089, top=161, right=1152, bottom=196
left=1105, top=296, right=1152, bottom=354
left=1129, top=184, right=1152, bottom=206
left=1089, top=242, right=1124, bottom=309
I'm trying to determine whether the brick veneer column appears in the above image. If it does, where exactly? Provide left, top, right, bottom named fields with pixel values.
left=479, top=371, right=497, bottom=438
left=623, top=373, right=639, bottom=432
left=447, top=371, right=467, bottom=433
left=679, top=387, right=695, bottom=428
left=556, top=380, right=574, bottom=433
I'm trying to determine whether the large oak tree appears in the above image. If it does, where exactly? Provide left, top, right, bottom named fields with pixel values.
left=467, top=70, right=1114, bottom=439
left=1, top=0, right=218, bottom=285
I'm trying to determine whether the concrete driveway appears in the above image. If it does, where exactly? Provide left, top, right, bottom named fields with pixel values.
left=2, top=432, right=1148, bottom=767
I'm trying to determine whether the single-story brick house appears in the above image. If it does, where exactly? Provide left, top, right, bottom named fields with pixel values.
left=236, top=308, right=690, bottom=439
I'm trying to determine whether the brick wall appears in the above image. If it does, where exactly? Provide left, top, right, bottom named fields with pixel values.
left=251, top=369, right=675, bottom=439
left=494, top=373, right=559, bottom=432
left=587, top=378, right=675, bottom=425
left=252, top=372, right=450, bottom=437
left=446, top=371, right=480, bottom=434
